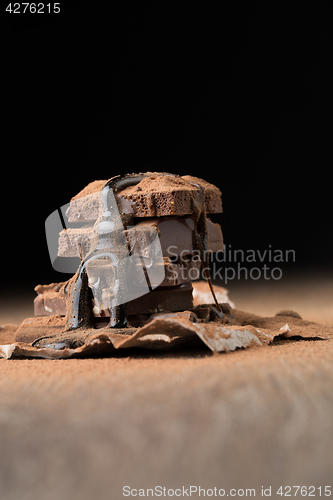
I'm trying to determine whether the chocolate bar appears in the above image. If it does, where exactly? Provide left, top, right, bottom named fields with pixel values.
left=66, top=174, right=222, bottom=222
left=58, top=216, right=224, bottom=259
left=34, top=282, right=67, bottom=316
left=15, top=315, right=66, bottom=344
left=34, top=258, right=201, bottom=317
left=125, top=216, right=224, bottom=255
left=92, top=283, right=193, bottom=317
left=34, top=283, right=194, bottom=319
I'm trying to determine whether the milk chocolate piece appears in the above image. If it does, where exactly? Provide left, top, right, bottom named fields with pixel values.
left=181, top=175, right=223, bottom=213
left=33, top=256, right=199, bottom=317
left=90, top=283, right=193, bottom=318
left=34, top=281, right=193, bottom=320
left=132, top=216, right=195, bottom=258
left=58, top=216, right=223, bottom=258
left=205, top=219, right=224, bottom=252
left=57, top=224, right=94, bottom=259
left=34, top=282, right=67, bottom=316
left=85, top=255, right=201, bottom=291
left=67, top=180, right=105, bottom=222
left=57, top=223, right=157, bottom=259
left=161, top=257, right=201, bottom=286
left=66, top=174, right=222, bottom=222
left=15, top=315, right=66, bottom=344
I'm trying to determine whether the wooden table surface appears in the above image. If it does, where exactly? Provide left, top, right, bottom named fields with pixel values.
left=1, top=271, right=332, bottom=500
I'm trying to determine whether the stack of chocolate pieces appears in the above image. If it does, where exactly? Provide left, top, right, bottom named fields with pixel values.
left=34, top=173, right=224, bottom=327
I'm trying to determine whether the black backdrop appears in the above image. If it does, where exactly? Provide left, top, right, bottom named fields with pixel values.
left=2, top=2, right=332, bottom=289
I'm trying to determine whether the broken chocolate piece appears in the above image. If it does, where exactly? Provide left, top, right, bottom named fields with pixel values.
left=58, top=216, right=223, bottom=259
left=33, top=258, right=201, bottom=317
left=57, top=224, right=94, bottom=259
left=117, top=174, right=222, bottom=218
left=34, top=282, right=67, bottom=316
left=192, top=281, right=235, bottom=309
left=93, top=283, right=194, bottom=317
left=66, top=174, right=222, bottom=222
left=15, top=315, right=66, bottom=344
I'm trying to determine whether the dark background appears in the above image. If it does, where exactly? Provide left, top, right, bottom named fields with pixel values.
left=1, top=2, right=332, bottom=290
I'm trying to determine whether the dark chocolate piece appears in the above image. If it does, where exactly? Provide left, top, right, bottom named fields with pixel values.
left=93, top=283, right=194, bottom=317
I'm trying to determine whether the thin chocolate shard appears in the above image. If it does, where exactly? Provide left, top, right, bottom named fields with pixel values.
left=3, top=306, right=332, bottom=359
left=192, top=323, right=269, bottom=352
left=3, top=317, right=271, bottom=358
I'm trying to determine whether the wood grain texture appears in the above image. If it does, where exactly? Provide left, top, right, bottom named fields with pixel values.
left=0, top=274, right=332, bottom=499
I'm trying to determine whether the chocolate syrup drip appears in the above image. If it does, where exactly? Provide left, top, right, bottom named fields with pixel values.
left=188, top=181, right=223, bottom=317
left=65, top=173, right=152, bottom=331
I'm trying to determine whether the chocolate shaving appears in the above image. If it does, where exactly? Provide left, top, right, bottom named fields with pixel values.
left=1, top=308, right=331, bottom=360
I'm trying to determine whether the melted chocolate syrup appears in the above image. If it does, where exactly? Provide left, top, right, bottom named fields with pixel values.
left=187, top=180, right=223, bottom=316
left=65, top=174, right=150, bottom=331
